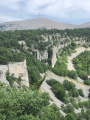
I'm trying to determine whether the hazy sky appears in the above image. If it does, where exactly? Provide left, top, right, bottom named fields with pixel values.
left=0, top=0, right=90, bottom=24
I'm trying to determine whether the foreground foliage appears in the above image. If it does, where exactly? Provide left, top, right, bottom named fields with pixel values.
left=0, top=82, right=64, bottom=120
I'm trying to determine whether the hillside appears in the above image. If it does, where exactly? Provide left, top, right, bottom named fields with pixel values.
left=0, top=17, right=90, bottom=31
left=0, top=28, right=90, bottom=120
left=78, top=22, right=90, bottom=28
left=0, top=17, right=80, bottom=31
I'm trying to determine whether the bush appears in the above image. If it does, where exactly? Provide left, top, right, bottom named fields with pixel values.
left=63, top=105, right=75, bottom=113
left=46, top=79, right=66, bottom=102
left=70, top=98, right=79, bottom=109
left=88, top=93, right=90, bottom=99
left=68, top=70, right=78, bottom=79
left=84, top=80, right=90, bottom=85
left=78, top=102, right=84, bottom=108
left=65, top=113, right=77, bottom=120
left=69, top=88, right=79, bottom=98
left=78, top=71, right=88, bottom=80
left=63, top=97, right=69, bottom=104
left=63, top=80, right=75, bottom=91
left=52, top=84, right=66, bottom=102
left=78, top=89, right=84, bottom=97
left=53, top=57, right=68, bottom=76
left=6, top=72, right=21, bottom=86
left=46, top=79, right=61, bottom=87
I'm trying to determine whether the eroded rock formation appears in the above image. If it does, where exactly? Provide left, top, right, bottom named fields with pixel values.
left=33, top=49, right=48, bottom=61
left=51, top=46, right=60, bottom=68
left=0, top=60, right=29, bottom=87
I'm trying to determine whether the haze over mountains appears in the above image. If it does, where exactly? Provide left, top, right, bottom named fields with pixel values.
left=0, top=17, right=90, bottom=31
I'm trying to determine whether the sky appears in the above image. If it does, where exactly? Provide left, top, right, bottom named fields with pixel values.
left=0, top=0, right=90, bottom=24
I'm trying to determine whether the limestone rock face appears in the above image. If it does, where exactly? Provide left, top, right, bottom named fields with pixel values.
left=51, top=46, right=60, bottom=68
left=0, top=65, right=9, bottom=85
left=0, top=60, right=29, bottom=87
left=41, top=50, right=48, bottom=60
left=33, top=49, right=48, bottom=61
left=18, top=41, right=29, bottom=49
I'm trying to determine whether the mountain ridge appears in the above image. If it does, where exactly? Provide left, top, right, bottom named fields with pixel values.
left=0, top=17, right=90, bottom=31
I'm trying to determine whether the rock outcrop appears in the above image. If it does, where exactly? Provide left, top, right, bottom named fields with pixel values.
left=0, top=60, right=29, bottom=87
left=33, top=49, right=48, bottom=61
left=51, top=46, right=60, bottom=68
left=18, top=41, right=29, bottom=49
left=0, top=65, right=9, bottom=85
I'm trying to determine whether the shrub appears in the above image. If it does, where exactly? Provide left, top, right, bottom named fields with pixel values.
left=70, top=98, right=79, bottom=109
left=88, top=93, right=90, bottom=99
left=84, top=80, right=90, bottom=85
left=68, top=70, right=78, bottom=79
left=63, top=80, right=75, bottom=91
left=52, top=84, right=66, bottom=102
left=65, top=113, right=77, bottom=120
left=68, top=88, right=79, bottom=98
left=46, top=79, right=66, bottom=102
left=63, top=105, right=75, bottom=113
left=78, top=89, right=84, bottom=97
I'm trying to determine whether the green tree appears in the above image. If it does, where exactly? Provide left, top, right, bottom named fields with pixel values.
left=65, top=113, right=77, bottom=120
left=68, top=70, right=78, bottom=79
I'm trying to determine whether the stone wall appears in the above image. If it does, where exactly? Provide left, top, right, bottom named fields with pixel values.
left=0, top=60, right=29, bottom=87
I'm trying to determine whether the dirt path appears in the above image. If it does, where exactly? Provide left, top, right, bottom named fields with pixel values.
left=41, top=70, right=89, bottom=104
left=40, top=71, right=66, bottom=115
left=40, top=47, right=90, bottom=114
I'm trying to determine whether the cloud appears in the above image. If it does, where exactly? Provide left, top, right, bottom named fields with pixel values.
left=0, top=0, right=90, bottom=24
left=0, top=16, right=22, bottom=23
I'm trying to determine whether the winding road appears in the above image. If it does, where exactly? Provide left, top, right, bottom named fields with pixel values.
left=40, top=47, right=90, bottom=114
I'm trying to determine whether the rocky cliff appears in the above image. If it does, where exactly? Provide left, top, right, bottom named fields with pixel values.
left=0, top=60, right=29, bottom=87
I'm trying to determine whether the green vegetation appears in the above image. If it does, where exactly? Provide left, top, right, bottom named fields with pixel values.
left=46, top=79, right=66, bottom=102
left=63, top=80, right=80, bottom=98
left=0, top=47, right=25, bottom=64
left=63, top=105, right=75, bottom=114
left=65, top=113, right=77, bottom=120
left=6, top=72, right=21, bottom=86
left=53, top=42, right=78, bottom=79
left=46, top=78, right=90, bottom=118
left=73, top=51, right=90, bottom=85
left=78, top=89, right=84, bottom=97
left=63, top=80, right=75, bottom=91
left=68, top=70, right=78, bottom=79
left=88, top=93, right=90, bottom=99
left=70, top=98, right=79, bottom=109
left=0, top=82, right=64, bottom=120
left=46, top=79, right=84, bottom=104
left=53, top=57, right=68, bottom=76
left=53, top=57, right=78, bottom=79
left=48, top=46, right=53, bottom=65
left=0, top=28, right=90, bottom=119
left=60, top=42, right=77, bottom=56
left=0, top=30, right=49, bottom=88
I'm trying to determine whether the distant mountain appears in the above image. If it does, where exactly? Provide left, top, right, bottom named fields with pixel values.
left=77, top=22, right=90, bottom=28
left=0, top=17, right=90, bottom=31
left=0, top=17, right=76, bottom=31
